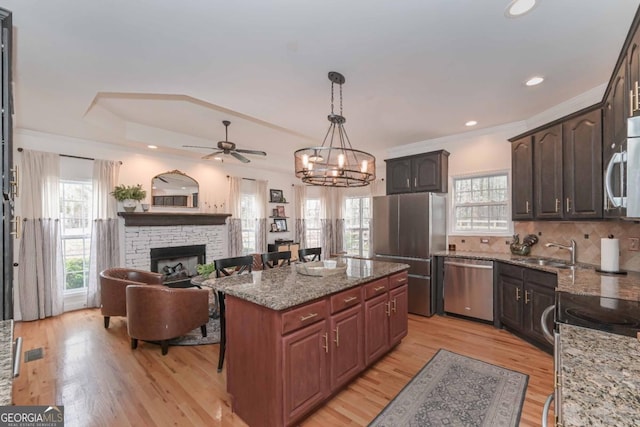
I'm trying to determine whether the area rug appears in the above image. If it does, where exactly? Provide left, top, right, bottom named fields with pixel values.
left=167, top=316, right=220, bottom=346
left=369, top=349, right=528, bottom=427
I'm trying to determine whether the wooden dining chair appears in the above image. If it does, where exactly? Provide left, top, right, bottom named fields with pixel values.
left=214, top=255, right=253, bottom=373
left=298, top=247, right=322, bottom=263
left=261, top=251, right=291, bottom=268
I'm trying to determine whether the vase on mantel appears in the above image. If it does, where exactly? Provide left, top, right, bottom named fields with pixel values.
left=122, top=199, right=137, bottom=213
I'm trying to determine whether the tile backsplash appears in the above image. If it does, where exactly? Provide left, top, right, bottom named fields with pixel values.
left=448, top=221, right=640, bottom=272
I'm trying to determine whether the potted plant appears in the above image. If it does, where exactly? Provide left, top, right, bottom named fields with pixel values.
left=111, top=184, right=147, bottom=212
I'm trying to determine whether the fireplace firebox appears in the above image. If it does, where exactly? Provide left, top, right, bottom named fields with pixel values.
left=150, top=244, right=206, bottom=287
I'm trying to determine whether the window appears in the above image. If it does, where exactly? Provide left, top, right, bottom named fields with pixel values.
left=60, top=180, right=92, bottom=293
left=304, top=198, right=321, bottom=248
left=240, top=193, right=258, bottom=254
left=451, top=172, right=510, bottom=234
left=343, top=196, right=371, bottom=257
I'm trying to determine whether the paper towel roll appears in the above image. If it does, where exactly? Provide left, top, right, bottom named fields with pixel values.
left=600, top=238, right=620, bottom=272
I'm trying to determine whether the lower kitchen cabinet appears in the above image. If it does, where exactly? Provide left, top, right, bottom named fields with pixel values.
left=226, top=270, right=409, bottom=427
left=497, top=262, right=555, bottom=352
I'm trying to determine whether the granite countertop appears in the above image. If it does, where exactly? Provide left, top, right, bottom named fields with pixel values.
left=560, top=323, right=640, bottom=426
left=433, top=250, right=640, bottom=302
left=0, top=320, right=13, bottom=406
left=200, top=258, right=409, bottom=311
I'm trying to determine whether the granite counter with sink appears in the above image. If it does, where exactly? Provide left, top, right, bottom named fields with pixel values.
left=434, top=250, right=640, bottom=425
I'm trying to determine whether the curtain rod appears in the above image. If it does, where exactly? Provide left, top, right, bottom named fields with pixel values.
left=17, top=147, right=123, bottom=164
left=226, top=175, right=255, bottom=181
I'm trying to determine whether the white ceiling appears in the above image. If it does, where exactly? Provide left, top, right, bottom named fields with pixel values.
left=4, top=0, right=640, bottom=172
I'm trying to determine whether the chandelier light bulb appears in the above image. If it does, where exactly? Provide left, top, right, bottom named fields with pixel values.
left=302, top=154, right=309, bottom=167
left=338, top=153, right=345, bottom=168
left=361, top=159, right=368, bottom=173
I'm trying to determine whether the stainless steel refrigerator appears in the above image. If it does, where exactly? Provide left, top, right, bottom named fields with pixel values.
left=372, top=193, right=446, bottom=317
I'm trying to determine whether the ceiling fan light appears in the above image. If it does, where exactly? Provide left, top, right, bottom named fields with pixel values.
left=525, top=76, right=544, bottom=86
left=505, top=0, right=537, bottom=18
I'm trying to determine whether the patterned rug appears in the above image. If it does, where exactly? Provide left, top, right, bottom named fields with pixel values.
left=369, top=349, right=528, bottom=427
left=167, top=316, right=220, bottom=346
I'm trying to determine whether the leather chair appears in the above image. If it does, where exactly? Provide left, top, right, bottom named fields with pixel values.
left=298, top=247, right=321, bottom=262
left=126, top=285, right=210, bottom=355
left=261, top=251, right=292, bottom=268
left=99, top=268, right=164, bottom=328
left=214, top=255, right=254, bottom=372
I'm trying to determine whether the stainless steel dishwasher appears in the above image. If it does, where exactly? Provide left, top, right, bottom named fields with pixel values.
left=443, top=257, right=494, bottom=321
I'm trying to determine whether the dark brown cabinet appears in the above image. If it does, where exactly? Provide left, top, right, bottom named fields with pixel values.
left=329, top=302, right=364, bottom=391
left=511, top=137, right=534, bottom=220
left=628, top=26, right=640, bottom=118
left=511, top=106, right=603, bottom=221
left=497, top=263, right=555, bottom=353
left=563, top=109, right=603, bottom=219
left=385, top=150, right=449, bottom=194
left=0, top=8, right=12, bottom=320
left=389, top=284, right=408, bottom=345
left=364, top=292, right=389, bottom=365
left=533, top=125, right=563, bottom=219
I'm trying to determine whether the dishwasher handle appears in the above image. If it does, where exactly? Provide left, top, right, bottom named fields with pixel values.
left=443, top=260, right=493, bottom=270
left=13, top=336, right=22, bottom=378
left=541, top=304, right=555, bottom=345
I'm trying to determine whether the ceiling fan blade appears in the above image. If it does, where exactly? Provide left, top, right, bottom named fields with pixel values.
left=202, top=150, right=224, bottom=160
left=183, top=145, right=216, bottom=150
left=231, top=152, right=251, bottom=163
left=235, top=148, right=267, bottom=156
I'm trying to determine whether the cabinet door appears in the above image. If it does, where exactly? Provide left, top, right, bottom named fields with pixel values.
left=533, top=125, right=563, bottom=219
left=386, top=158, right=412, bottom=194
left=603, top=63, right=628, bottom=218
left=282, top=321, right=329, bottom=425
left=389, top=284, right=408, bottom=346
left=364, top=293, right=390, bottom=365
left=412, top=151, right=448, bottom=193
left=522, top=282, right=554, bottom=348
left=329, top=304, right=364, bottom=391
left=511, top=137, right=534, bottom=219
left=629, top=29, right=640, bottom=118
left=563, top=109, right=603, bottom=219
left=498, top=275, right=523, bottom=332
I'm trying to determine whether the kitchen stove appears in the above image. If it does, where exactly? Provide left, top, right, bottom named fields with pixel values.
left=556, top=291, right=640, bottom=337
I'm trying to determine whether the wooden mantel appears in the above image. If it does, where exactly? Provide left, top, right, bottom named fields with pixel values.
left=117, top=212, right=231, bottom=227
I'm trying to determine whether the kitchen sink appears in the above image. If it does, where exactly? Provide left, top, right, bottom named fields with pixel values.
left=516, top=258, right=582, bottom=269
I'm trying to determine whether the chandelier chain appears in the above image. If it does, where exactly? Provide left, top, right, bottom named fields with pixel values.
left=330, top=81, right=335, bottom=115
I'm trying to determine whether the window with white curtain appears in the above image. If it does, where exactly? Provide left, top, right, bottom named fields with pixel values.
left=240, top=193, right=258, bottom=254
left=60, top=179, right=93, bottom=292
left=304, top=198, right=321, bottom=248
left=343, top=196, right=371, bottom=257
left=451, top=172, right=511, bottom=234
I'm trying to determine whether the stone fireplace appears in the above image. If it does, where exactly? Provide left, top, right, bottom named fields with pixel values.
left=120, top=213, right=229, bottom=279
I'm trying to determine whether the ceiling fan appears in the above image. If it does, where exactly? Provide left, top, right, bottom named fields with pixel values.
left=183, top=120, right=267, bottom=163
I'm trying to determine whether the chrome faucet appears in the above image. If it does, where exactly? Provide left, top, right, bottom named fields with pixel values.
left=545, top=239, right=577, bottom=265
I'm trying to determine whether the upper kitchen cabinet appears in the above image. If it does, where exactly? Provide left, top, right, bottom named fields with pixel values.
left=628, top=24, right=640, bottom=118
left=385, top=150, right=449, bottom=195
left=511, top=137, right=533, bottom=220
left=563, top=109, right=603, bottom=219
left=533, top=125, right=563, bottom=219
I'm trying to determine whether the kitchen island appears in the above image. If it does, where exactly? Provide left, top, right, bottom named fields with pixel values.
left=202, top=258, right=409, bottom=427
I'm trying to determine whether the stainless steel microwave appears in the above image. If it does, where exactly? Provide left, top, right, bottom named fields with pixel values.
left=605, top=116, right=640, bottom=218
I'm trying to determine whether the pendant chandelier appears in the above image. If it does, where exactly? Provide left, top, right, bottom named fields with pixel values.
left=294, top=72, right=376, bottom=187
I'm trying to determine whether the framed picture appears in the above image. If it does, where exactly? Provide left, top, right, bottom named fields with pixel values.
left=269, top=189, right=283, bottom=203
left=276, top=205, right=286, bottom=217
left=274, top=218, right=287, bottom=231
left=272, top=208, right=279, bottom=217
left=270, top=223, right=278, bottom=232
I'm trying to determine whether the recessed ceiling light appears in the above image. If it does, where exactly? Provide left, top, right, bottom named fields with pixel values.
left=505, top=0, right=538, bottom=18
left=147, top=145, right=158, bottom=149
left=465, top=120, right=478, bottom=127
left=525, top=76, right=545, bottom=86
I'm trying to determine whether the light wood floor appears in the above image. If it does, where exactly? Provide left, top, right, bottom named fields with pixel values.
left=12, top=309, right=553, bottom=426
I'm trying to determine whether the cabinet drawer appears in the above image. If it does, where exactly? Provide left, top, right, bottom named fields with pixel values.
left=281, top=299, right=328, bottom=335
left=363, top=278, right=388, bottom=300
left=330, top=287, right=363, bottom=314
left=388, top=271, right=408, bottom=290
left=498, top=262, right=524, bottom=280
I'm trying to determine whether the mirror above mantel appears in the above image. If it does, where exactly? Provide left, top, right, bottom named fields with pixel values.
left=151, top=170, right=199, bottom=208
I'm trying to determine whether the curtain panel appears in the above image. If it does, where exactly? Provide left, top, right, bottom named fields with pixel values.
left=17, top=150, right=64, bottom=320
left=255, top=180, right=268, bottom=253
left=293, top=185, right=307, bottom=248
left=87, top=159, right=120, bottom=308
left=227, top=176, right=243, bottom=257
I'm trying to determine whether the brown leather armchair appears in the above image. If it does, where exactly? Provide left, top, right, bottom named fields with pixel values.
left=99, top=268, right=164, bottom=328
left=126, top=285, right=210, bottom=355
